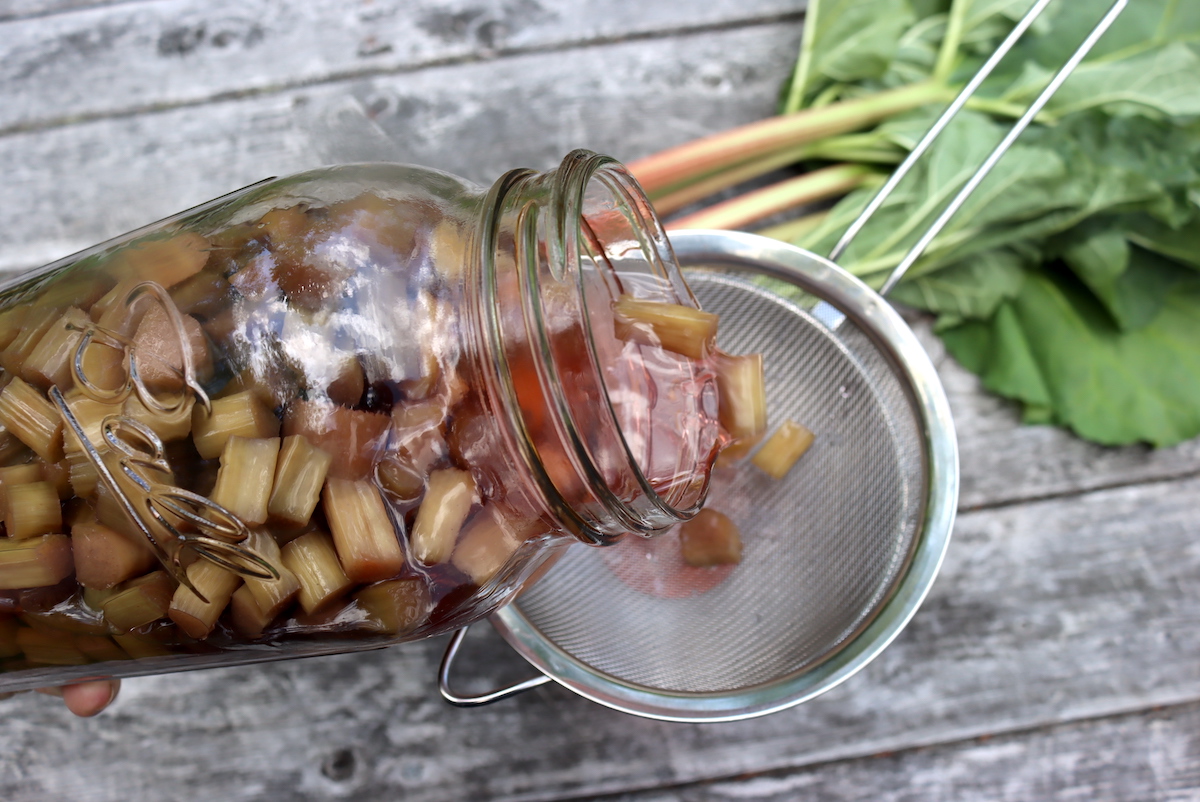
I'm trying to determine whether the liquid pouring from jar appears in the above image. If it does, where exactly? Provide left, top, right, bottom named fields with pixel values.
left=439, top=0, right=1129, bottom=722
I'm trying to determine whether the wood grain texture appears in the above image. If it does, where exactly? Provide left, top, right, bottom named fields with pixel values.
left=0, top=0, right=803, bottom=134
left=0, top=22, right=804, bottom=272
left=0, top=0, right=129, bottom=23
left=597, top=702, right=1200, bottom=801
left=2, top=2, right=1200, bottom=800
left=0, top=475, right=1198, bottom=801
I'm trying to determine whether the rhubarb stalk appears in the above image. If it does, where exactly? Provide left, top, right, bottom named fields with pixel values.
left=627, top=81, right=947, bottom=199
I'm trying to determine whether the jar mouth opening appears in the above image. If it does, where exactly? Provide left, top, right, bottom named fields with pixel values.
left=566, top=154, right=713, bottom=525
left=481, top=151, right=718, bottom=546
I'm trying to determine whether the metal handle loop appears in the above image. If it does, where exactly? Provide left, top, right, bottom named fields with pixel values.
left=831, top=0, right=1129, bottom=296
left=438, top=627, right=552, bottom=707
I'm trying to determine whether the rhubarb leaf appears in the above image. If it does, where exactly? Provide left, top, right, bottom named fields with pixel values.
left=784, top=0, right=917, bottom=107
left=889, top=248, right=1026, bottom=323
left=941, top=270, right=1200, bottom=446
left=1057, top=224, right=1194, bottom=331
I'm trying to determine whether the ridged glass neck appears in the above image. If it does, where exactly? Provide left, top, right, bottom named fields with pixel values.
left=477, top=150, right=715, bottom=545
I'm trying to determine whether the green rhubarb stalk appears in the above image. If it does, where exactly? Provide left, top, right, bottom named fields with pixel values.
left=781, top=0, right=823, bottom=114
left=665, top=164, right=879, bottom=231
left=652, top=143, right=816, bottom=216
left=754, top=210, right=830, bottom=242
left=653, top=131, right=903, bottom=217
left=801, top=131, right=905, bottom=164
left=933, top=0, right=968, bottom=83
left=628, top=81, right=949, bottom=198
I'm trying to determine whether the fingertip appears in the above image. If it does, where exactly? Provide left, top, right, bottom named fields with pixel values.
left=61, top=679, right=120, bottom=717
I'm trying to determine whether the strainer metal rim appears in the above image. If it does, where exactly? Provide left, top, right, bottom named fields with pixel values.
left=488, top=229, right=959, bottom=722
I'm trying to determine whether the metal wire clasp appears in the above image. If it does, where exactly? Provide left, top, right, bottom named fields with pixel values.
left=50, top=280, right=278, bottom=600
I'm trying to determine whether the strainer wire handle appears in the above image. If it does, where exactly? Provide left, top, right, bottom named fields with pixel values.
left=438, top=626, right=552, bottom=707
left=829, top=0, right=1129, bottom=297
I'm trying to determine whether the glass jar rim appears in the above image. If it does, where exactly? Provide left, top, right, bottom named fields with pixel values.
left=477, top=150, right=714, bottom=545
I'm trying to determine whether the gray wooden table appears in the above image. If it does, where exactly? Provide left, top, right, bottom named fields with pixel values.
left=2, top=2, right=1200, bottom=800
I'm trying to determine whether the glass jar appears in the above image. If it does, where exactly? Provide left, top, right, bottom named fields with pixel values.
left=0, top=150, right=727, bottom=691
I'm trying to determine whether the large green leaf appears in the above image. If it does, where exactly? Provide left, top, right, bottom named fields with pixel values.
left=795, top=112, right=1076, bottom=279
left=1024, top=0, right=1200, bottom=65
left=1006, top=42, right=1200, bottom=118
left=942, top=270, right=1200, bottom=446
left=889, top=247, right=1027, bottom=323
left=1060, top=228, right=1193, bottom=331
left=767, top=0, right=1200, bottom=448
left=784, top=0, right=917, bottom=107
left=1125, top=212, right=1200, bottom=269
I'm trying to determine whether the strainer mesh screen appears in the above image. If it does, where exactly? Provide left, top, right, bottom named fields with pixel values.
left=513, top=270, right=927, bottom=694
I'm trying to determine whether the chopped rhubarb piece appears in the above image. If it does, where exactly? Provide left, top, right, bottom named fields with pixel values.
left=355, top=577, right=430, bottom=635
left=323, top=478, right=406, bottom=583
left=0, top=307, right=62, bottom=379
left=72, top=521, right=156, bottom=590
left=0, top=535, right=73, bottom=589
left=169, top=269, right=232, bottom=319
left=267, top=435, right=332, bottom=527
left=0, top=306, right=29, bottom=351
left=0, top=378, right=63, bottom=463
left=0, top=463, right=46, bottom=511
left=751, top=420, right=816, bottom=480
left=4, top=481, right=62, bottom=540
left=119, top=232, right=210, bottom=289
left=376, top=457, right=425, bottom=502
left=74, top=633, right=129, bottom=663
left=123, top=393, right=195, bottom=442
left=714, top=352, right=767, bottom=443
left=210, top=436, right=281, bottom=526
left=229, top=585, right=273, bottom=639
left=256, top=206, right=310, bottom=244
left=613, top=295, right=718, bottom=359
left=17, top=628, right=90, bottom=666
left=452, top=506, right=542, bottom=586
left=22, top=307, right=90, bottom=390
left=130, top=304, right=212, bottom=394
left=280, top=530, right=353, bottom=614
left=168, top=559, right=241, bottom=639
left=240, top=530, right=300, bottom=620
left=39, top=458, right=72, bottom=499
left=326, top=358, right=365, bottom=407
left=101, top=571, right=175, bottom=632
left=192, top=390, right=280, bottom=459
left=410, top=468, right=476, bottom=565
left=112, top=633, right=173, bottom=658
left=282, top=400, right=389, bottom=481
left=679, top=508, right=742, bottom=567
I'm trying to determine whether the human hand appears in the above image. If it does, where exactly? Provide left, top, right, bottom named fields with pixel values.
left=36, top=679, right=120, bottom=717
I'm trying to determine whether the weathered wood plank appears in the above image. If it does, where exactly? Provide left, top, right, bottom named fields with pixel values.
left=1, top=3, right=1194, bottom=801
left=0, top=0, right=130, bottom=24
left=598, top=702, right=1200, bottom=801
left=0, top=22, right=804, bottom=270
left=1, top=475, right=1198, bottom=801
left=0, top=0, right=803, bottom=134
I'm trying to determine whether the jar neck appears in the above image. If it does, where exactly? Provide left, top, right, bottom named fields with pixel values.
left=475, top=150, right=719, bottom=546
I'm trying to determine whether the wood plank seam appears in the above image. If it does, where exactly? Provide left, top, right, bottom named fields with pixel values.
left=0, top=0, right=138, bottom=25
left=568, top=698, right=1200, bottom=802
left=958, top=465, right=1200, bottom=514
left=0, top=10, right=806, bottom=140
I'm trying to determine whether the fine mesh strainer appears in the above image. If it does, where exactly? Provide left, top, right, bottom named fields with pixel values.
left=439, top=0, right=1126, bottom=721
